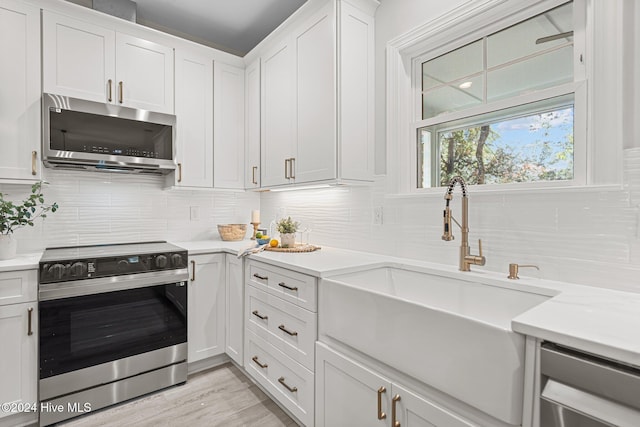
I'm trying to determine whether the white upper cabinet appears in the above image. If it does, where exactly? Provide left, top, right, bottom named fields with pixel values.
left=0, top=0, right=41, bottom=182
left=256, top=0, right=378, bottom=189
left=173, top=47, right=214, bottom=188
left=43, top=11, right=174, bottom=114
left=214, top=63, right=245, bottom=189
left=260, top=39, right=295, bottom=187
left=245, top=59, right=261, bottom=189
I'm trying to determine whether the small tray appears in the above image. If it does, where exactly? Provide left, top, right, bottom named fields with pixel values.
left=265, top=244, right=321, bottom=253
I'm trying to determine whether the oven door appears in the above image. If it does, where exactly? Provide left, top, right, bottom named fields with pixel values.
left=39, top=281, right=187, bottom=385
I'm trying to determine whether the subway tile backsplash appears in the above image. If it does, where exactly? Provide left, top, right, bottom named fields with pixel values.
left=2, top=149, right=639, bottom=293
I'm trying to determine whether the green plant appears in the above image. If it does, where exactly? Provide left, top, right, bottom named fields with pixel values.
left=276, top=216, right=299, bottom=234
left=0, top=182, right=58, bottom=235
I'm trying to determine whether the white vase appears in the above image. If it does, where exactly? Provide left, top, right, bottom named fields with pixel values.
left=280, top=233, right=296, bottom=248
left=0, top=234, right=18, bottom=260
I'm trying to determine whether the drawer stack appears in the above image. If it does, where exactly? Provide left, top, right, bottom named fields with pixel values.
left=244, top=260, right=317, bottom=426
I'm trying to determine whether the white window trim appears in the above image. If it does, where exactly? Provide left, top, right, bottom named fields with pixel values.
left=386, top=0, right=626, bottom=195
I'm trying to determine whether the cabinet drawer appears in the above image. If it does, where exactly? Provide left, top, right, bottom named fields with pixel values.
left=247, top=261, right=316, bottom=311
left=246, top=286, right=316, bottom=370
left=0, top=269, right=37, bottom=306
left=245, top=329, right=314, bottom=426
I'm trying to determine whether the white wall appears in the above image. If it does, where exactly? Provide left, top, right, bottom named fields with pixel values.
left=0, top=169, right=259, bottom=252
left=261, top=0, right=640, bottom=293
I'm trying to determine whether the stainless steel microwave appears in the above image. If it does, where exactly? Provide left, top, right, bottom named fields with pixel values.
left=42, top=93, right=176, bottom=174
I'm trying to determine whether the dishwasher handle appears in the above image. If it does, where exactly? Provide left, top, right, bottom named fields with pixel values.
left=541, top=379, right=640, bottom=427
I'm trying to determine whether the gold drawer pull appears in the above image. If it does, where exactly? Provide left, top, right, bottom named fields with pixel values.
left=190, top=260, right=196, bottom=281
left=278, top=282, right=298, bottom=291
left=108, top=79, right=113, bottom=102
left=177, top=163, right=182, bottom=183
left=252, top=310, right=268, bottom=320
left=252, top=356, right=268, bottom=369
left=278, top=376, right=298, bottom=393
left=252, top=166, right=258, bottom=184
left=31, top=151, right=37, bottom=176
left=377, top=386, right=386, bottom=420
left=253, top=273, right=268, bottom=280
left=392, top=394, right=401, bottom=427
left=278, top=324, right=298, bottom=336
left=118, top=81, right=123, bottom=103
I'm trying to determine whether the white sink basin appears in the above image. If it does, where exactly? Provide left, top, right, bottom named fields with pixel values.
left=319, top=265, right=551, bottom=425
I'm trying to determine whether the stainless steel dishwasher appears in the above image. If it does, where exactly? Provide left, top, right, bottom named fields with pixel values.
left=540, top=342, right=640, bottom=427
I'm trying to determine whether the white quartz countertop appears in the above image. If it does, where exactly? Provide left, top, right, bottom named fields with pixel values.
left=0, top=252, right=42, bottom=272
left=2, top=239, right=638, bottom=366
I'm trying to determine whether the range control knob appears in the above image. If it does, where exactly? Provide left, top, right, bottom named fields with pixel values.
left=155, top=255, right=168, bottom=269
left=170, top=253, right=184, bottom=268
left=69, top=262, right=87, bottom=278
left=117, top=259, right=129, bottom=271
left=49, top=263, right=67, bottom=280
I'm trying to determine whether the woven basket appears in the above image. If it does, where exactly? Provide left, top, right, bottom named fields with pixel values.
left=217, top=224, right=247, bottom=241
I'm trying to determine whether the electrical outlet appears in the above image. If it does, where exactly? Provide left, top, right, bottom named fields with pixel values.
left=190, top=206, right=199, bottom=221
left=373, top=206, right=383, bottom=225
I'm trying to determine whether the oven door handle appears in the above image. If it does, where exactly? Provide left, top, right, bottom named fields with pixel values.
left=541, top=379, right=640, bottom=427
left=39, top=269, right=189, bottom=301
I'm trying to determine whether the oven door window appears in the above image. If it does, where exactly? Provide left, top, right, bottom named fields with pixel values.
left=39, top=283, right=187, bottom=379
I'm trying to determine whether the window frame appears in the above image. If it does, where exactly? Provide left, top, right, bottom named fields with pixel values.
left=409, top=0, right=586, bottom=193
left=385, top=0, right=625, bottom=196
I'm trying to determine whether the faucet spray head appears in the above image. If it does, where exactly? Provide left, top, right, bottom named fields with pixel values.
left=442, top=206, right=454, bottom=241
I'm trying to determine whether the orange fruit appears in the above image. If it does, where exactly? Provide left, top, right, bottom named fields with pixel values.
left=269, top=239, right=279, bottom=247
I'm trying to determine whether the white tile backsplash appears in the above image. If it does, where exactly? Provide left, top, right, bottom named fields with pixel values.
left=260, top=148, right=640, bottom=293
left=0, top=169, right=259, bottom=252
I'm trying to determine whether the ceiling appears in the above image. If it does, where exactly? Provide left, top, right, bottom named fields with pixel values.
left=69, top=0, right=307, bottom=57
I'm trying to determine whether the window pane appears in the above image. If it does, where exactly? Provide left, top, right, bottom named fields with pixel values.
left=422, top=40, right=483, bottom=90
left=422, top=74, right=483, bottom=118
left=487, top=2, right=573, bottom=68
left=487, top=46, right=573, bottom=102
left=417, top=97, right=574, bottom=188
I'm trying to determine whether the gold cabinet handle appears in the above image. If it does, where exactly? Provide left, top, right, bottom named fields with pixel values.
left=27, top=307, right=33, bottom=336
left=118, top=81, right=123, bottom=103
left=278, top=324, right=298, bottom=336
left=392, top=394, right=401, bottom=427
left=253, top=273, right=268, bottom=281
left=31, top=151, right=37, bottom=176
left=284, top=158, right=290, bottom=179
left=190, top=260, right=195, bottom=281
left=278, top=377, right=298, bottom=393
left=377, top=386, right=387, bottom=420
left=290, top=157, right=295, bottom=179
left=252, top=310, right=268, bottom=320
left=278, top=282, right=298, bottom=292
left=177, top=163, right=182, bottom=183
left=108, top=79, right=113, bottom=102
left=252, top=355, right=268, bottom=369
left=252, top=166, right=258, bottom=185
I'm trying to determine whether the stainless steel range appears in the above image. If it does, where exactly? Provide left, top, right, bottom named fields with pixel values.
left=38, top=242, right=188, bottom=426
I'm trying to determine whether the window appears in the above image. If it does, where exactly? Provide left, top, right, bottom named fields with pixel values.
left=414, top=1, right=584, bottom=189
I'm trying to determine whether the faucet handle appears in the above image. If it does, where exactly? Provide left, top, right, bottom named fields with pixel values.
left=478, top=239, right=483, bottom=257
left=476, top=239, right=485, bottom=266
left=508, top=263, right=539, bottom=279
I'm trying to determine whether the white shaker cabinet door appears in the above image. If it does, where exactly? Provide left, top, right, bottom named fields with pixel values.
left=0, top=0, right=41, bottom=181
left=0, top=303, right=37, bottom=422
left=316, top=343, right=392, bottom=427
left=214, top=62, right=245, bottom=189
left=244, top=59, right=261, bottom=189
left=260, top=39, right=295, bottom=187
left=294, top=5, right=336, bottom=184
left=42, top=11, right=115, bottom=103
left=115, top=32, right=174, bottom=114
left=225, top=254, right=244, bottom=365
left=174, top=48, right=214, bottom=188
left=187, top=254, right=226, bottom=363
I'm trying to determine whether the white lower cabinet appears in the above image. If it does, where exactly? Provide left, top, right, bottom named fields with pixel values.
left=244, top=260, right=317, bottom=426
left=0, top=269, right=37, bottom=426
left=188, top=253, right=226, bottom=363
left=316, top=343, right=477, bottom=427
left=225, top=254, right=243, bottom=365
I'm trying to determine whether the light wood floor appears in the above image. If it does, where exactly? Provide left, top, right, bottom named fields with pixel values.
left=60, top=363, right=298, bottom=427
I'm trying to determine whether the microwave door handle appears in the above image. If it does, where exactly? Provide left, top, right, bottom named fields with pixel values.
left=541, top=379, right=640, bottom=427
